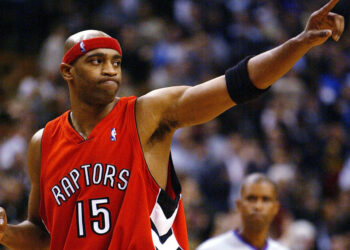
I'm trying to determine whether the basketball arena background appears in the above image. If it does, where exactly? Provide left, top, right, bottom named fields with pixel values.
left=0, top=0, right=349, bottom=249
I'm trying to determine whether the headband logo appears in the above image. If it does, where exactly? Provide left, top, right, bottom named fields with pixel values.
left=80, top=42, right=86, bottom=53
left=62, top=37, right=122, bottom=64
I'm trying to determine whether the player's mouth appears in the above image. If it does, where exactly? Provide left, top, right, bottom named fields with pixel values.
left=100, top=80, right=117, bottom=85
left=250, top=213, right=265, bottom=220
left=98, top=78, right=119, bottom=86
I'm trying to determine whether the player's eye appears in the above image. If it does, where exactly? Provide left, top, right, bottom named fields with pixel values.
left=89, top=58, right=102, bottom=65
left=113, top=60, right=121, bottom=67
left=262, top=196, right=272, bottom=202
left=247, top=196, right=257, bottom=202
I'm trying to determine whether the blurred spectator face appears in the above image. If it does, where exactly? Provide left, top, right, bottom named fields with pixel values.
left=1, top=177, right=24, bottom=203
left=330, top=234, right=350, bottom=250
left=285, top=220, right=316, bottom=250
left=236, top=181, right=279, bottom=232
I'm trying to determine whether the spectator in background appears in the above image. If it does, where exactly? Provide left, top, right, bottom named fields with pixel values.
left=197, top=173, right=289, bottom=250
left=38, top=25, right=66, bottom=81
left=281, top=220, right=317, bottom=250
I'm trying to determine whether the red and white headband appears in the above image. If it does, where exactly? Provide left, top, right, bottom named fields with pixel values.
left=62, top=37, right=122, bottom=64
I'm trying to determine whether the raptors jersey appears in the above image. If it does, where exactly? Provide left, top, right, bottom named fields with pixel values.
left=40, top=96, right=189, bottom=250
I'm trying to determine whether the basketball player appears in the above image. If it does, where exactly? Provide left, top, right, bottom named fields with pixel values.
left=0, top=0, right=344, bottom=249
left=197, top=173, right=288, bottom=250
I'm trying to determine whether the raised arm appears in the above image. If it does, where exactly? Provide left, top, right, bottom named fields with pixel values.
left=0, top=129, right=50, bottom=249
left=139, top=0, right=344, bottom=130
left=135, top=0, right=345, bottom=189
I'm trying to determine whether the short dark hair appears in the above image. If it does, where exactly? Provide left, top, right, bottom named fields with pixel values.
left=240, top=173, right=278, bottom=199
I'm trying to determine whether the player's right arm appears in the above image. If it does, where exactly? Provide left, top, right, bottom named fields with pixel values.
left=0, top=129, right=50, bottom=249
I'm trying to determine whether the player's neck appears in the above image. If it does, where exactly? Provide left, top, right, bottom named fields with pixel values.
left=70, top=98, right=118, bottom=139
left=237, top=227, right=268, bottom=250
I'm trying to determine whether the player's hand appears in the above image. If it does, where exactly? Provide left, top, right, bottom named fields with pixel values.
left=302, top=0, right=344, bottom=46
left=0, top=207, right=7, bottom=242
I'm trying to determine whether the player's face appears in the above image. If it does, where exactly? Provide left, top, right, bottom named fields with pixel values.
left=236, top=182, right=279, bottom=232
left=71, top=48, right=122, bottom=105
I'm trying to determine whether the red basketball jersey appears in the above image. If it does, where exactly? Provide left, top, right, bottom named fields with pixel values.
left=40, top=96, right=189, bottom=250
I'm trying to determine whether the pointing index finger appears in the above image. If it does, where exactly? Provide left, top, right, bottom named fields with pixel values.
left=318, top=0, right=339, bottom=15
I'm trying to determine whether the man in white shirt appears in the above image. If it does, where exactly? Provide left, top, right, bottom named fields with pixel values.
left=197, top=173, right=289, bottom=250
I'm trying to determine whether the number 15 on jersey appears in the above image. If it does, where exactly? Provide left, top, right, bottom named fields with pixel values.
left=76, top=198, right=112, bottom=237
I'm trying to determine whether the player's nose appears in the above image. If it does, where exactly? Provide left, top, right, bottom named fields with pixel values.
left=102, top=61, right=117, bottom=76
left=253, top=199, right=264, bottom=211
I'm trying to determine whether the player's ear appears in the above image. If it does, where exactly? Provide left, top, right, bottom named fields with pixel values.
left=273, top=201, right=280, bottom=216
left=236, top=199, right=242, bottom=212
left=60, top=63, right=74, bottom=81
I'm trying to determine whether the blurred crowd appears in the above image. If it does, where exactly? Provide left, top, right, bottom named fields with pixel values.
left=1, top=0, right=350, bottom=249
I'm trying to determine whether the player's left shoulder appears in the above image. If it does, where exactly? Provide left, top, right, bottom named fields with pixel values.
left=267, top=238, right=290, bottom=250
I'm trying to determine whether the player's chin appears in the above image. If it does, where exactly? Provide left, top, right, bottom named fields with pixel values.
left=92, top=90, right=118, bottom=105
left=248, top=220, right=267, bottom=232
left=248, top=215, right=267, bottom=227
left=100, top=83, right=119, bottom=96
left=103, top=91, right=118, bottom=103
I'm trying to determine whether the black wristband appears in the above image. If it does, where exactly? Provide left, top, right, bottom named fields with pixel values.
left=225, top=56, right=270, bottom=104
